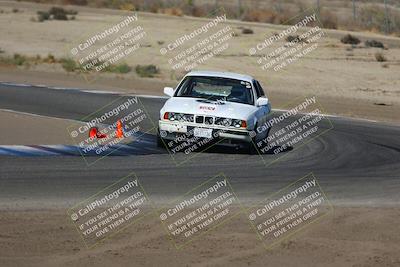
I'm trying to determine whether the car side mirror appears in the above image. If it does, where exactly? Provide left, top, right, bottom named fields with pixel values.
left=256, top=97, right=269, bottom=106
left=164, top=87, right=174, bottom=97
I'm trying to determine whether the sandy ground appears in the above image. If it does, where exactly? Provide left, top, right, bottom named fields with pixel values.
left=0, top=109, right=78, bottom=145
left=0, top=1, right=399, bottom=124
left=0, top=206, right=399, bottom=267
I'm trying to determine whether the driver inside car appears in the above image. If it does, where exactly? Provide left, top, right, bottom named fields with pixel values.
left=227, top=85, right=250, bottom=104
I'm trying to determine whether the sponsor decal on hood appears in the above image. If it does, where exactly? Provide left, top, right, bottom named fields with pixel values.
left=199, top=105, right=216, bottom=111
left=198, top=103, right=217, bottom=113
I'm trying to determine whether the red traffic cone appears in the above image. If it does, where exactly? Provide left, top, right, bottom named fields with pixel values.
left=115, top=120, right=124, bottom=138
left=89, top=127, right=107, bottom=139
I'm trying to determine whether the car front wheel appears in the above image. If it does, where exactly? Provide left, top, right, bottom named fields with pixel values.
left=156, top=129, right=165, bottom=148
left=245, top=124, right=271, bottom=154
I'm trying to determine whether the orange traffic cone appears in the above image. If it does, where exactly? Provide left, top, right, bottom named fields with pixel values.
left=89, top=127, right=107, bottom=139
left=115, top=120, right=124, bottom=138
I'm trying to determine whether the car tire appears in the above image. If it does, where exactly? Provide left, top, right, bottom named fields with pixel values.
left=245, top=142, right=257, bottom=154
left=243, top=131, right=257, bottom=155
left=156, top=129, right=165, bottom=148
left=245, top=123, right=271, bottom=154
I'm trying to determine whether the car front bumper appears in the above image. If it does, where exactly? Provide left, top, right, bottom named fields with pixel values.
left=159, top=120, right=252, bottom=143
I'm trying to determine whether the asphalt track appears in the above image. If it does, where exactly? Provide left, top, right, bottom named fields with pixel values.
left=0, top=83, right=399, bottom=207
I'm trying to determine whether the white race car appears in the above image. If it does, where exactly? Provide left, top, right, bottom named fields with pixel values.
left=158, top=71, right=271, bottom=152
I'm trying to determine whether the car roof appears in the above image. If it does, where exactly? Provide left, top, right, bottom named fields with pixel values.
left=185, top=70, right=255, bottom=83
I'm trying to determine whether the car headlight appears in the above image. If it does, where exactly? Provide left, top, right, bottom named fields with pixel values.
left=163, top=112, right=194, bottom=122
left=215, top=117, right=230, bottom=126
left=215, top=117, right=247, bottom=128
left=182, top=114, right=194, bottom=122
left=232, top=119, right=242, bottom=128
left=223, top=118, right=232, bottom=127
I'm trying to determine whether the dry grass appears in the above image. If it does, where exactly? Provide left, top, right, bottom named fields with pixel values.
left=16, top=0, right=400, bottom=35
left=135, top=64, right=159, bottom=77
left=160, top=7, right=184, bottom=16
left=0, top=52, right=134, bottom=74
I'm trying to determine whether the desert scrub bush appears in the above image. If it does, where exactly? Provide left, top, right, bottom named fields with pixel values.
left=190, top=6, right=207, bottom=17
left=87, top=60, right=131, bottom=73
left=60, top=58, right=80, bottom=72
left=161, top=8, right=184, bottom=16
left=44, top=54, right=56, bottom=63
left=12, top=54, right=27, bottom=65
left=37, top=7, right=77, bottom=21
left=242, top=7, right=299, bottom=25
left=286, top=35, right=297, bottom=42
left=49, top=7, right=68, bottom=20
left=37, top=11, right=50, bottom=22
left=241, top=28, right=253, bottom=34
left=108, top=63, right=131, bottom=73
left=65, top=9, right=78, bottom=15
left=0, top=54, right=27, bottom=66
left=61, top=0, right=87, bottom=5
left=243, top=9, right=276, bottom=23
left=135, top=64, right=159, bottom=77
left=365, top=40, right=384, bottom=49
left=119, top=3, right=135, bottom=11
left=286, top=35, right=304, bottom=43
left=375, top=52, right=387, bottom=62
left=340, top=34, right=360, bottom=45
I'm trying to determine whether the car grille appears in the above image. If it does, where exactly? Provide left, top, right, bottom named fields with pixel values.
left=195, top=115, right=204, bottom=124
left=168, top=113, right=241, bottom=128
left=195, top=115, right=216, bottom=125
left=168, top=113, right=242, bottom=128
left=193, top=115, right=239, bottom=128
left=204, top=116, right=213, bottom=125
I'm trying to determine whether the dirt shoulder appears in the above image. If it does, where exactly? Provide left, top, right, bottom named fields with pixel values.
left=0, top=206, right=399, bottom=267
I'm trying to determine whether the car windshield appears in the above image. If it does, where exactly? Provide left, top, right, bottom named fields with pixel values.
left=175, top=76, right=254, bottom=105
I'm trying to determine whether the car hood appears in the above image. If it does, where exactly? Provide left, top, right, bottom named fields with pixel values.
left=161, top=97, right=257, bottom=120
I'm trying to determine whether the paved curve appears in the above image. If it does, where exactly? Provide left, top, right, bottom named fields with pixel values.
left=0, top=83, right=399, bottom=207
